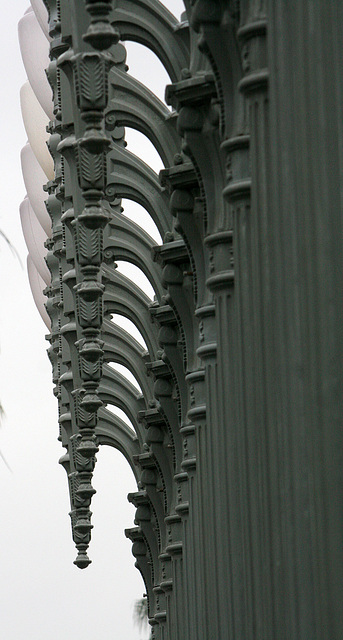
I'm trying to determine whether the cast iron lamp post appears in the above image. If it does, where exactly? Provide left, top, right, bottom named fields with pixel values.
left=20, top=1, right=343, bottom=638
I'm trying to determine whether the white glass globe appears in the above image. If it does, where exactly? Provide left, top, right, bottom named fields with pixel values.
left=27, top=255, right=51, bottom=330
left=20, top=197, right=50, bottom=284
left=30, top=0, right=50, bottom=40
left=21, top=143, right=52, bottom=237
left=20, top=81, right=54, bottom=180
left=18, top=10, right=53, bottom=120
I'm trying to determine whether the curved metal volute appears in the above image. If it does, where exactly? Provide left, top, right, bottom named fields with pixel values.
left=102, top=318, right=153, bottom=401
left=125, top=526, right=157, bottom=634
left=107, top=66, right=179, bottom=166
left=106, top=143, right=171, bottom=236
left=100, top=365, right=146, bottom=446
left=104, top=205, right=165, bottom=300
left=162, top=176, right=208, bottom=321
left=190, top=0, right=244, bottom=139
left=112, top=0, right=189, bottom=82
left=129, top=490, right=161, bottom=615
left=167, top=72, right=227, bottom=236
left=96, top=407, right=140, bottom=479
left=103, top=264, right=160, bottom=358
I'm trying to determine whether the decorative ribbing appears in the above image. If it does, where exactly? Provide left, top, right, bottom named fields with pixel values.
left=33, top=1, right=343, bottom=637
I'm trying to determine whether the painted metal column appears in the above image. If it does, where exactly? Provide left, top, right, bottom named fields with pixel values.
left=22, top=1, right=343, bottom=638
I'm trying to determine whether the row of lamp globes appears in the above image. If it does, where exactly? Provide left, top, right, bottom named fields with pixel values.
left=19, top=0, right=53, bottom=330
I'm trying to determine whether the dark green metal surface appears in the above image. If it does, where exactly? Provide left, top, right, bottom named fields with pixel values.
left=41, top=0, right=343, bottom=637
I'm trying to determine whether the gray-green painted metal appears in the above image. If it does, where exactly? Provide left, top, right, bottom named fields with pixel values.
left=42, top=0, right=343, bottom=638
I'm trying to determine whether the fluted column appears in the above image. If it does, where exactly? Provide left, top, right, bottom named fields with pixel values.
left=267, top=1, right=343, bottom=637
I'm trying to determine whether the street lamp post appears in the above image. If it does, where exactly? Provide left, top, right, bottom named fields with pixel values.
left=20, top=1, right=343, bottom=638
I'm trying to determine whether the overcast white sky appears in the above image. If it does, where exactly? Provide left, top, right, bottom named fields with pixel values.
left=0, top=1, right=184, bottom=638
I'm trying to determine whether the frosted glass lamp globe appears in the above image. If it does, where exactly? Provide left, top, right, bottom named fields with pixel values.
left=18, top=10, right=53, bottom=120
left=20, top=197, right=50, bottom=285
left=27, top=255, right=51, bottom=330
left=21, top=143, right=52, bottom=237
left=30, top=0, right=50, bottom=40
left=20, top=81, right=54, bottom=180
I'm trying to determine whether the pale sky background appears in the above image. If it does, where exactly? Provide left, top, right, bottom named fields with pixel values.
left=0, top=1, right=184, bottom=638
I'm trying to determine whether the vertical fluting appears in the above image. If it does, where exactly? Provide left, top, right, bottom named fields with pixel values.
left=40, top=1, right=343, bottom=637
left=267, top=1, right=343, bottom=636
